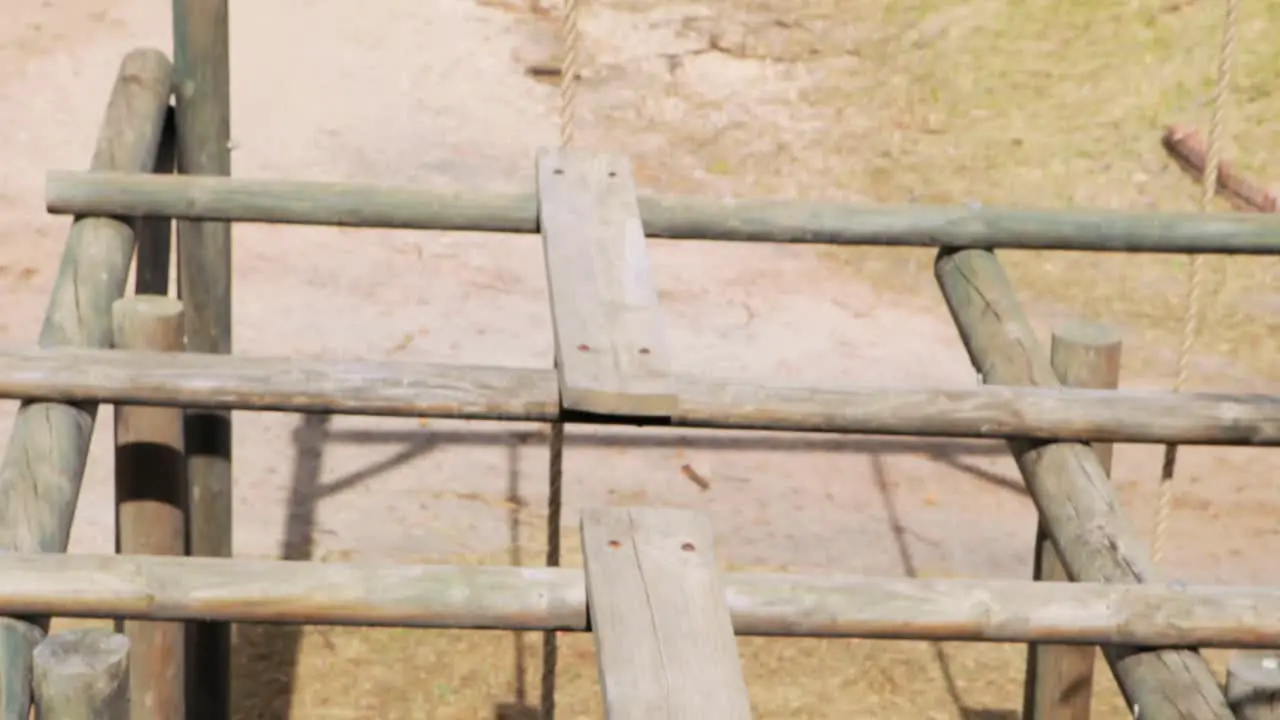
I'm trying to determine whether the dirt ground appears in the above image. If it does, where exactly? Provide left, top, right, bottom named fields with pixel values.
left=1, top=0, right=1278, bottom=718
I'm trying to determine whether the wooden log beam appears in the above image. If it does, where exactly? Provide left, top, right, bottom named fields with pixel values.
left=935, top=247, right=1233, bottom=719
left=1024, top=321, right=1122, bottom=720
left=0, top=553, right=1273, bottom=646
left=172, top=3, right=233, bottom=716
left=581, top=508, right=751, bottom=719
left=0, top=620, right=45, bottom=720
left=0, top=48, right=172, bottom=720
left=0, top=346, right=1278, bottom=445
left=1162, top=125, right=1278, bottom=213
left=537, top=149, right=676, bottom=416
left=32, top=629, right=131, bottom=720
left=44, top=169, right=1280, bottom=254
left=112, top=297, right=187, bottom=720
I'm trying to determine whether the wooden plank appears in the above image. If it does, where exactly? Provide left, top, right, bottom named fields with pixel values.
left=536, top=149, right=676, bottom=416
left=172, top=2, right=233, bottom=715
left=45, top=168, right=1280, bottom=254
left=0, top=48, right=173, bottom=720
left=581, top=507, right=751, bottom=719
left=112, top=297, right=188, bottom=720
left=935, top=247, right=1233, bottom=719
left=1024, top=321, right=1122, bottom=720
left=1, top=347, right=1280, bottom=444
left=0, top=552, right=1274, bottom=646
left=33, top=629, right=131, bottom=720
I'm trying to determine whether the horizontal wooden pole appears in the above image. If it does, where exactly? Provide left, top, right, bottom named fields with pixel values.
left=0, top=346, right=1277, bottom=444
left=0, top=552, right=1276, bottom=647
left=46, top=170, right=1280, bottom=254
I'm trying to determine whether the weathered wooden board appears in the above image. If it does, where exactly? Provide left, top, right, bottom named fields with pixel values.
left=537, top=149, right=676, bottom=416
left=581, top=507, right=751, bottom=720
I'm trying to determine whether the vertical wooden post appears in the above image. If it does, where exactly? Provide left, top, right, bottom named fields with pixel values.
left=0, top=48, right=172, bottom=720
left=135, top=106, right=176, bottom=297
left=1227, top=652, right=1280, bottom=720
left=1023, top=321, right=1122, bottom=720
left=172, top=2, right=232, bottom=717
left=32, top=629, right=131, bottom=720
left=112, top=296, right=187, bottom=720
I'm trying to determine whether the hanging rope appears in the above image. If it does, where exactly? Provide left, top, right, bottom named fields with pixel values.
left=1154, top=0, right=1239, bottom=564
left=558, top=0, right=580, bottom=150
left=540, top=0, right=581, bottom=717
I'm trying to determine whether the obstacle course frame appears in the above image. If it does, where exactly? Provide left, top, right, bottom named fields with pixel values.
left=3, top=2, right=1280, bottom=719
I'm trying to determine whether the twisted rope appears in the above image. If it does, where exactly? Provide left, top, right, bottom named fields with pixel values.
left=558, top=0, right=580, bottom=150
left=539, top=421, right=565, bottom=719
left=540, top=0, right=582, bottom=717
left=1154, top=0, right=1238, bottom=565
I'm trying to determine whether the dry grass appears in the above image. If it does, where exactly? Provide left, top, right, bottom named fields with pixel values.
left=596, top=0, right=1280, bottom=380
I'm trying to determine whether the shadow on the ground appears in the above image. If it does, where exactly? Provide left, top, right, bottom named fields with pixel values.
left=231, top=413, right=331, bottom=720
left=325, top=426, right=1025, bottom=497
left=870, top=451, right=1022, bottom=720
left=228, top=416, right=1026, bottom=718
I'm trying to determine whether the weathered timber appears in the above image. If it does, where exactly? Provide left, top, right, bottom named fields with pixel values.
left=0, top=48, right=172, bottom=720
left=935, top=247, right=1232, bottom=719
left=32, top=629, right=131, bottom=720
left=112, top=297, right=187, bottom=720
left=1024, top=321, right=1122, bottom=720
left=537, top=149, right=676, bottom=416
left=1227, top=652, right=1280, bottom=719
left=44, top=169, right=1280, bottom=254
left=581, top=508, right=751, bottom=719
left=0, top=619, right=45, bottom=719
left=1162, top=125, right=1278, bottom=213
left=173, top=2, right=233, bottom=716
left=135, top=106, right=176, bottom=296
left=0, top=346, right=1278, bottom=444
left=0, top=553, right=1275, bottom=645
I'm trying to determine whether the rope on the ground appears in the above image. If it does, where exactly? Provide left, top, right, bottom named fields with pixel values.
left=1155, top=0, right=1239, bottom=565
left=540, top=0, right=581, bottom=716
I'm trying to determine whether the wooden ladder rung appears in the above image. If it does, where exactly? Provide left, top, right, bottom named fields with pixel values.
left=581, top=506, right=752, bottom=720
left=537, top=148, right=677, bottom=417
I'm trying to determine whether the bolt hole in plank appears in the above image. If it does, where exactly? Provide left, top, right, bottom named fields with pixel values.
left=536, top=148, right=677, bottom=418
left=581, top=507, right=751, bottom=720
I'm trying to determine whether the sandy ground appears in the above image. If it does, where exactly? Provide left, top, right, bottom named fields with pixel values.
left=1, top=0, right=1279, bottom=712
